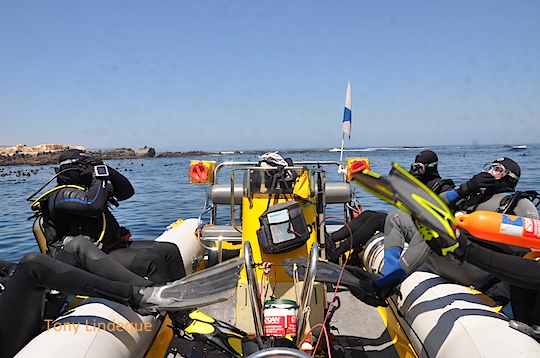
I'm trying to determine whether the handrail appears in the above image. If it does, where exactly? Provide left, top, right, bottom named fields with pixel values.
left=214, top=161, right=344, bottom=184
left=295, top=242, right=319, bottom=345
left=213, top=162, right=347, bottom=232
left=244, top=241, right=265, bottom=337
left=231, top=170, right=241, bottom=232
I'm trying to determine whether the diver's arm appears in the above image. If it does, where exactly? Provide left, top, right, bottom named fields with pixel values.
left=465, top=242, right=540, bottom=290
left=441, top=173, right=497, bottom=205
left=106, top=166, right=134, bottom=201
left=50, top=179, right=110, bottom=216
left=440, top=189, right=460, bottom=205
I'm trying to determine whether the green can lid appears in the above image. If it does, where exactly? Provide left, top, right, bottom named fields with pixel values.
left=264, top=299, right=297, bottom=307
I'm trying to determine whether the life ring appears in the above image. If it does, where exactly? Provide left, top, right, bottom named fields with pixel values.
left=189, top=162, right=209, bottom=183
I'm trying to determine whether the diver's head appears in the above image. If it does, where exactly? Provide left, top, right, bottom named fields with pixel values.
left=56, top=149, right=91, bottom=186
left=410, top=150, right=439, bottom=180
left=482, top=157, right=520, bottom=190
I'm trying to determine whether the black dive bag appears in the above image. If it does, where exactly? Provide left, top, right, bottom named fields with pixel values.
left=257, top=201, right=310, bottom=254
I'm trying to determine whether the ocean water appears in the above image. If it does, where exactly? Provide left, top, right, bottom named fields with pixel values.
left=1, top=145, right=538, bottom=263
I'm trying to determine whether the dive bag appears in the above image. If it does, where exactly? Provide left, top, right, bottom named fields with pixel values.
left=257, top=201, right=310, bottom=254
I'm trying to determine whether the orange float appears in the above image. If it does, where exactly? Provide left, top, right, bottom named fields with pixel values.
left=349, top=159, right=370, bottom=173
left=346, top=157, right=370, bottom=180
left=456, top=211, right=540, bottom=249
left=189, top=161, right=209, bottom=183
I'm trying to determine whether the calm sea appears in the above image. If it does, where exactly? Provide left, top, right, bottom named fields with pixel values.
left=1, top=146, right=538, bottom=263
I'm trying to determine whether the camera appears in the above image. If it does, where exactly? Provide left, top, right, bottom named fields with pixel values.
left=93, top=165, right=109, bottom=178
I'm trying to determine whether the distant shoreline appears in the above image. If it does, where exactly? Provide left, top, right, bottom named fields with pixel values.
left=0, top=143, right=529, bottom=167
left=0, top=148, right=327, bottom=167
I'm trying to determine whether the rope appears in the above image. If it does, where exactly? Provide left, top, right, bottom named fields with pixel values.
left=309, top=216, right=353, bottom=356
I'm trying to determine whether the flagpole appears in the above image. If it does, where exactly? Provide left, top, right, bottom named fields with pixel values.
left=339, top=132, right=345, bottom=170
left=339, top=80, right=352, bottom=173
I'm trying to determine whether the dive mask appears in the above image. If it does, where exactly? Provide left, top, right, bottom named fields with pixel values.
left=482, top=163, right=519, bottom=181
left=410, top=161, right=437, bottom=176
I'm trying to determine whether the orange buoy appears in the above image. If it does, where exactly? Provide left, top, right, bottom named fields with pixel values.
left=189, top=161, right=209, bottom=183
left=456, top=211, right=540, bottom=249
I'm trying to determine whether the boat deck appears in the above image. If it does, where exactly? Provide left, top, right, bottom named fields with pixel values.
left=326, top=290, right=398, bottom=357
left=164, top=289, right=399, bottom=357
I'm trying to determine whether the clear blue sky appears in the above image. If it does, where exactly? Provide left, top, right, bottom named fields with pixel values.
left=1, top=1, right=539, bottom=152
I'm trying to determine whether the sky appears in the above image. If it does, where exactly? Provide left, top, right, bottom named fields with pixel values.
left=1, top=1, right=539, bottom=152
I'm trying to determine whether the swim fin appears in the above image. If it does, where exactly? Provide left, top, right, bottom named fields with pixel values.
left=350, top=169, right=397, bottom=207
left=282, top=258, right=388, bottom=307
left=139, top=257, right=244, bottom=311
left=171, top=309, right=247, bottom=358
left=351, top=164, right=460, bottom=256
left=388, top=163, right=459, bottom=256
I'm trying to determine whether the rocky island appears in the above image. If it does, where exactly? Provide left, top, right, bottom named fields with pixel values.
left=0, top=144, right=215, bottom=167
left=0, top=144, right=324, bottom=167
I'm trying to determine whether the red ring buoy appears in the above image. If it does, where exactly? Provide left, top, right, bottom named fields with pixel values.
left=190, top=162, right=209, bottom=183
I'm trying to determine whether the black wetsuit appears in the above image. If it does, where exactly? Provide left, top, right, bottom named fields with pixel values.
left=377, top=174, right=455, bottom=287
left=47, top=166, right=186, bottom=284
left=328, top=210, right=387, bottom=256
left=460, top=241, right=540, bottom=325
left=0, top=253, right=139, bottom=358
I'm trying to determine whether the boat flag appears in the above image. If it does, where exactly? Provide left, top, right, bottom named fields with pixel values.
left=342, top=80, right=352, bottom=138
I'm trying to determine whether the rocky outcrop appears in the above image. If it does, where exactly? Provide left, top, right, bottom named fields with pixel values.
left=0, top=145, right=137, bottom=166
left=137, top=146, right=156, bottom=157
left=0, top=144, right=84, bottom=156
left=0, top=144, right=326, bottom=167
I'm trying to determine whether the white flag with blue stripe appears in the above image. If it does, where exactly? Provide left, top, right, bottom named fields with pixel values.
left=342, top=80, right=352, bottom=138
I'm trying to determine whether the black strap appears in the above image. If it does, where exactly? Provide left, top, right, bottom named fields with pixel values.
left=498, top=190, right=540, bottom=214
left=265, top=167, right=294, bottom=210
left=496, top=193, right=519, bottom=214
left=457, top=192, right=488, bottom=213
left=524, top=190, right=540, bottom=208
left=430, top=178, right=455, bottom=195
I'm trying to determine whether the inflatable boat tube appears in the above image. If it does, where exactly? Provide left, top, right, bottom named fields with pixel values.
left=155, top=218, right=203, bottom=275
left=16, top=218, right=204, bottom=357
left=363, top=237, right=540, bottom=357
left=15, top=299, right=160, bottom=358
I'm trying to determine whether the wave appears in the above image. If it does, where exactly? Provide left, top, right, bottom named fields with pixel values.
left=329, top=147, right=426, bottom=152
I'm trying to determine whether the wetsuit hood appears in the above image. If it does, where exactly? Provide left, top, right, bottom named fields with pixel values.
left=493, top=157, right=521, bottom=180
left=415, top=150, right=438, bottom=165
left=411, top=150, right=441, bottom=185
left=486, top=157, right=520, bottom=194
left=56, top=149, right=90, bottom=186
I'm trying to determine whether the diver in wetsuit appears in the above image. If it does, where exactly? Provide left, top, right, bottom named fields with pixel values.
left=370, top=150, right=456, bottom=294
left=376, top=156, right=540, bottom=338
left=37, top=149, right=245, bottom=355
left=374, top=157, right=538, bottom=293
left=441, top=158, right=538, bottom=219
left=46, top=149, right=186, bottom=285
left=0, top=252, right=224, bottom=358
left=438, top=157, right=540, bottom=334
